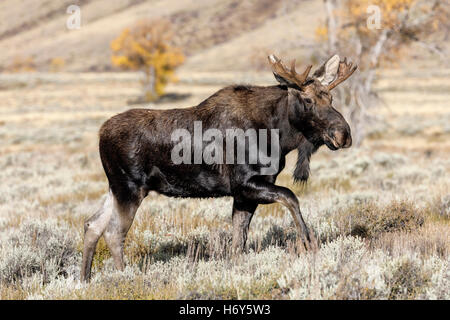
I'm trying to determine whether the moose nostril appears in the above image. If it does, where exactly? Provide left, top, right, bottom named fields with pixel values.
left=344, top=135, right=352, bottom=148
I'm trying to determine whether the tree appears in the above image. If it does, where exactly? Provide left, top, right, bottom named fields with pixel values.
left=49, top=57, right=65, bottom=72
left=6, top=56, right=36, bottom=73
left=111, top=19, right=185, bottom=101
left=314, top=0, right=448, bottom=145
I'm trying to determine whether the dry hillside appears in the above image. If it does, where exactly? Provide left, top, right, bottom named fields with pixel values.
left=0, top=0, right=445, bottom=72
left=0, top=0, right=323, bottom=72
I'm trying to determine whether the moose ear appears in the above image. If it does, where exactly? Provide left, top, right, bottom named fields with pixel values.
left=313, top=54, right=340, bottom=86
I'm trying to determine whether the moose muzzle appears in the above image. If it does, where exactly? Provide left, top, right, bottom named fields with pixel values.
left=325, top=127, right=352, bottom=150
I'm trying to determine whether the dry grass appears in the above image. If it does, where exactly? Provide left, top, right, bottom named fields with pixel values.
left=335, top=200, right=425, bottom=239
left=0, top=70, right=449, bottom=300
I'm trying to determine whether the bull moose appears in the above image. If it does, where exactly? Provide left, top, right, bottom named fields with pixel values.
left=81, top=54, right=357, bottom=281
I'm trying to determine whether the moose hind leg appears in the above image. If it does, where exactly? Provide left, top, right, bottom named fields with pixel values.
left=81, top=191, right=115, bottom=281
left=232, top=199, right=257, bottom=254
left=103, top=197, right=141, bottom=271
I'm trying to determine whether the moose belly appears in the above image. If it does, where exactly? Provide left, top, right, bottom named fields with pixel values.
left=145, top=164, right=231, bottom=198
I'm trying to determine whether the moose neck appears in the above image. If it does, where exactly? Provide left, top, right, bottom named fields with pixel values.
left=286, top=95, right=324, bottom=149
left=280, top=90, right=321, bottom=183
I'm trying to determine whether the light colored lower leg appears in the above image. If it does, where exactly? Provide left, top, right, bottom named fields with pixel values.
left=81, top=191, right=114, bottom=281
left=232, top=210, right=253, bottom=254
left=104, top=231, right=126, bottom=270
left=277, top=196, right=311, bottom=247
left=103, top=200, right=139, bottom=271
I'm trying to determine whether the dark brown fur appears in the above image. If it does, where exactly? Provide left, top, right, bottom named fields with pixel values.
left=81, top=57, right=354, bottom=281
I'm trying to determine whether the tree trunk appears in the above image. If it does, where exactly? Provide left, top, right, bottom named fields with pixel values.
left=143, top=66, right=156, bottom=101
left=324, top=0, right=339, bottom=54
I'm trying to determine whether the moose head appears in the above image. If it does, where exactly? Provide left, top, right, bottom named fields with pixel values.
left=268, top=54, right=357, bottom=151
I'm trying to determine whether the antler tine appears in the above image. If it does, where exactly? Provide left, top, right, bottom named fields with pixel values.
left=268, top=55, right=312, bottom=87
left=327, top=58, right=357, bottom=90
left=290, top=59, right=296, bottom=74
left=298, top=64, right=312, bottom=84
left=290, top=59, right=312, bottom=85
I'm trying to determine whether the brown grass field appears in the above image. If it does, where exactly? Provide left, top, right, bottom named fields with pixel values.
left=0, top=67, right=448, bottom=299
left=0, top=0, right=448, bottom=300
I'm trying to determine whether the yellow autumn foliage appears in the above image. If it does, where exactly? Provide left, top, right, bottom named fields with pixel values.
left=315, top=26, right=328, bottom=41
left=111, top=19, right=185, bottom=101
left=317, top=0, right=444, bottom=67
left=6, top=56, right=36, bottom=73
left=346, top=0, right=415, bottom=34
left=49, top=57, right=65, bottom=72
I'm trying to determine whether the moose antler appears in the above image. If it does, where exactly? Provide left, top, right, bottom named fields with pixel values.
left=327, top=58, right=357, bottom=90
left=268, top=54, right=312, bottom=88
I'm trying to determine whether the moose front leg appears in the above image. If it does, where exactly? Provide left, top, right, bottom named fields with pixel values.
left=242, top=178, right=311, bottom=248
left=232, top=199, right=257, bottom=253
